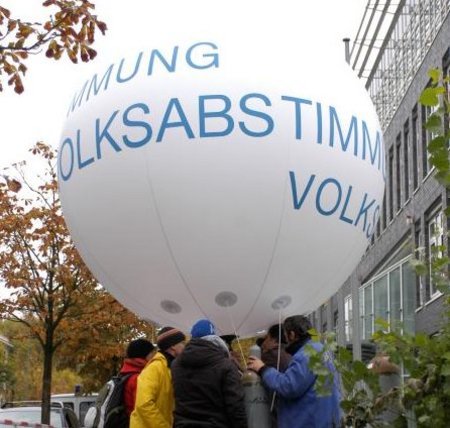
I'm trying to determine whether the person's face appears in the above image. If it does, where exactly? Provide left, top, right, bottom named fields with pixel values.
left=169, top=341, right=185, bottom=356
left=262, top=335, right=277, bottom=352
left=285, top=330, right=297, bottom=345
left=146, top=349, right=157, bottom=361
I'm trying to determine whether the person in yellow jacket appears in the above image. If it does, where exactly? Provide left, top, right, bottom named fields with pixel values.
left=130, top=326, right=186, bottom=428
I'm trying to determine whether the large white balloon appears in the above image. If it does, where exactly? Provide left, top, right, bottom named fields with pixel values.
left=58, top=4, right=385, bottom=336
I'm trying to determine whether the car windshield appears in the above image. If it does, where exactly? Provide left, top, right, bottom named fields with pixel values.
left=0, top=408, right=63, bottom=427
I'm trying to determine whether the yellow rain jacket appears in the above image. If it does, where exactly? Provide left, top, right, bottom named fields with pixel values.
left=130, top=352, right=174, bottom=428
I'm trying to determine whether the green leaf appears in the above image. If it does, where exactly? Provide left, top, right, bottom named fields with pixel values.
left=415, top=333, right=428, bottom=347
left=441, top=364, right=450, bottom=376
left=428, top=135, right=446, bottom=151
left=420, top=86, right=445, bottom=106
left=374, top=318, right=389, bottom=331
left=428, top=68, right=441, bottom=83
left=418, top=414, right=431, bottom=423
left=352, top=360, right=369, bottom=378
left=425, top=114, right=442, bottom=132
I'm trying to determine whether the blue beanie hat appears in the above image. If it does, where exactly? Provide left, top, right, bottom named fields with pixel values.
left=191, top=319, right=216, bottom=338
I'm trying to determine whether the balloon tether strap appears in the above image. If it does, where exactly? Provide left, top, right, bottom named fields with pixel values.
left=225, top=305, right=246, bottom=365
left=270, top=309, right=283, bottom=412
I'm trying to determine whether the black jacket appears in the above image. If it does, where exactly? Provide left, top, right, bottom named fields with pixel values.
left=171, top=337, right=247, bottom=428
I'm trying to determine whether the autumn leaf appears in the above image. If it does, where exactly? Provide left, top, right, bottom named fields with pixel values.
left=0, top=6, right=11, bottom=19
left=6, top=178, right=21, bottom=192
left=0, top=1, right=107, bottom=94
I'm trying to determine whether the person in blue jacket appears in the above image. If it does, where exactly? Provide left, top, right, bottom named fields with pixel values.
left=247, top=315, right=342, bottom=428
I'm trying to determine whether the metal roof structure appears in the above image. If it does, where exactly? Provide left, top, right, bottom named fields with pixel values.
left=350, top=0, right=450, bottom=130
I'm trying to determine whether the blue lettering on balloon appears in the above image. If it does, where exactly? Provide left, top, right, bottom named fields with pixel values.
left=76, top=129, right=94, bottom=169
left=186, top=42, right=219, bottom=69
left=67, top=80, right=89, bottom=117
left=122, top=103, right=152, bottom=148
left=86, top=64, right=114, bottom=103
left=329, top=106, right=358, bottom=156
left=354, top=193, right=376, bottom=232
left=362, top=120, right=383, bottom=174
left=148, top=46, right=179, bottom=75
left=339, top=185, right=354, bottom=224
left=281, top=96, right=312, bottom=140
left=117, top=52, right=143, bottom=83
left=199, top=95, right=234, bottom=138
left=316, top=178, right=342, bottom=216
left=366, top=204, right=380, bottom=238
left=157, top=98, right=194, bottom=142
left=59, top=137, right=75, bottom=181
left=239, top=93, right=274, bottom=137
left=316, top=102, right=323, bottom=144
left=289, top=171, right=316, bottom=210
left=288, top=170, right=379, bottom=238
left=96, top=110, right=122, bottom=159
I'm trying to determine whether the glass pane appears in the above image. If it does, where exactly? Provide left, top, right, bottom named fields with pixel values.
left=402, top=262, right=416, bottom=334
left=345, top=296, right=353, bottom=342
left=80, top=402, right=96, bottom=425
left=390, top=267, right=401, bottom=328
left=364, top=286, right=373, bottom=339
left=374, top=276, right=388, bottom=327
left=359, top=289, right=364, bottom=340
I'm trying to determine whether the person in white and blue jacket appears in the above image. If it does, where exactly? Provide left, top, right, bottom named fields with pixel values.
left=247, top=315, right=342, bottom=428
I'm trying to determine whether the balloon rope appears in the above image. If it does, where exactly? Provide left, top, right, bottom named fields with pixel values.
left=270, top=310, right=283, bottom=412
left=276, top=310, right=282, bottom=371
left=225, top=305, right=246, bottom=365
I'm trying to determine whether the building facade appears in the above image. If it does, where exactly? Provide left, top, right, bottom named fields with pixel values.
left=312, top=0, right=450, bottom=360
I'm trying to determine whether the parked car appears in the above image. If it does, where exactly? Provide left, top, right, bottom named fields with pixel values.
left=0, top=401, right=79, bottom=428
left=51, top=393, right=97, bottom=425
left=0, top=420, right=53, bottom=428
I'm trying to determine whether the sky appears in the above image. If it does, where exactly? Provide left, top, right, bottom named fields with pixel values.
left=0, top=0, right=369, bottom=171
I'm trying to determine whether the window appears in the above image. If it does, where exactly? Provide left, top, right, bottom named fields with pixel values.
left=344, top=295, right=352, bottom=342
left=364, top=286, right=373, bottom=340
left=389, top=267, right=401, bottom=325
left=426, top=209, right=444, bottom=299
left=414, top=221, right=424, bottom=307
left=402, top=262, right=416, bottom=334
left=333, top=310, right=339, bottom=341
left=395, top=135, right=402, bottom=212
left=310, top=312, right=317, bottom=330
left=79, top=401, right=95, bottom=425
left=442, top=50, right=450, bottom=133
left=359, top=257, right=416, bottom=337
left=421, top=105, right=429, bottom=177
left=388, top=147, right=394, bottom=221
left=374, top=276, right=388, bottom=324
left=321, top=304, right=328, bottom=333
left=403, top=121, right=410, bottom=200
left=412, top=107, right=419, bottom=190
left=422, top=103, right=439, bottom=177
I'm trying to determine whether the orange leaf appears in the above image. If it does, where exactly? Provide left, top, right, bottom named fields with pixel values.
left=0, top=6, right=11, bottom=18
left=6, top=178, right=22, bottom=193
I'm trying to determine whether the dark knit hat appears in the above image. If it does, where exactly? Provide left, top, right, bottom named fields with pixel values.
left=255, top=337, right=265, bottom=348
left=268, top=323, right=287, bottom=344
left=126, top=338, right=155, bottom=358
left=157, top=326, right=186, bottom=351
left=220, top=334, right=238, bottom=346
left=191, top=319, right=216, bottom=338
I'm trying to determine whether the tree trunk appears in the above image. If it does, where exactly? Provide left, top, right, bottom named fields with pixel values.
left=41, top=332, right=53, bottom=424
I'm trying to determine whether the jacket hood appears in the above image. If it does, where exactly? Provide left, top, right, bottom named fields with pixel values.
left=119, top=357, right=148, bottom=374
left=179, top=338, right=228, bottom=368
